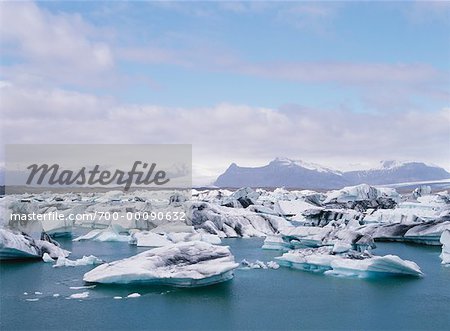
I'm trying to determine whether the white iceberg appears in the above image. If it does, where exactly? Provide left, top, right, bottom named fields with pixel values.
left=0, top=228, right=69, bottom=260
left=324, top=184, right=399, bottom=205
left=83, top=241, right=239, bottom=287
left=440, top=230, right=450, bottom=265
left=54, top=255, right=103, bottom=267
left=276, top=246, right=422, bottom=278
left=41, top=216, right=73, bottom=238
left=73, top=225, right=130, bottom=242
left=42, top=253, right=54, bottom=263
left=130, top=231, right=173, bottom=247
left=189, top=201, right=291, bottom=238
left=240, top=259, right=279, bottom=270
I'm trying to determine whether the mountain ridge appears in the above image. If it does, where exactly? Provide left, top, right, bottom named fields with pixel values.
left=214, top=158, right=450, bottom=189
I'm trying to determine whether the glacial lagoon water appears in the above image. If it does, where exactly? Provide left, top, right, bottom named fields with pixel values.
left=1, top=233, right=449, bottom=331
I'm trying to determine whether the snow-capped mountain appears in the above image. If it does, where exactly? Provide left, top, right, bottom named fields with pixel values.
left=214, top=158, right=450, bottom=189
left=214, top=158, right=345, bottom=189
left=343, top=160, right=450, bottom=186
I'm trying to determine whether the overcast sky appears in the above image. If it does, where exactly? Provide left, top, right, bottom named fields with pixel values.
left=1, top=1, right=449, bottom=184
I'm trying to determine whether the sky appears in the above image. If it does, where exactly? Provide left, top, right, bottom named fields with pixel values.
left=0, top=1, right=449, bottom=184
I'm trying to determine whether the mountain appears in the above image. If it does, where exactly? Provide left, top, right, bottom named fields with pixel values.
left=214, top=158, right=346, bottom=189
left=214, top=158, right=450, bottom=189
left=342, top=160, right=450, bottom=186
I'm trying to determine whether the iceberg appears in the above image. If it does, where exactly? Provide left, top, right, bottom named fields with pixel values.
left=83, top=241, right=239, bottom=287
left=130, top=231, right=173, bottom=247
left=0, top=228, right=69, bottom=260
left=276, top=246, right=423, bottom=278
left=53, top=255, right=103, bottom=267
left=129, top=230, right=222, bottom=247
left=240, top=259, right=279, bottom=270
left=324, top=184, right=399, bottom=205
left=73, top=225, right=130, bottom=242
left=42, top=253, right=54, bottom=263
left=189, top=201, right=291, bottom=238
left=440, top=230, right=450, bottom=265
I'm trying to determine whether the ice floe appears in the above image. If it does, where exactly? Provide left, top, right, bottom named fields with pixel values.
left=68, top=291, right=89, bottom=299
left=276, top=246, right=423, bottom=278
left=240, top=259, right=279, bottom=269
left=83, top=241, right=239, bottom=287
left=54, top=255, right=103, bottom=267
left=0, top=228, right=69, bottom=260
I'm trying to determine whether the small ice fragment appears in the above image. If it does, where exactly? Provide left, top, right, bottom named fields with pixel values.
left=68, top=291, right=89, bottom=299
left=26, top=298, right=39, bottom=302
left=53, top=294, right=60, bottom=297
left=34, top=291, right=42, bottom=295
left=42, top=253, right=54, bottom=263
left=127, top=293, right=141, bottom=298
left=69, top=285, right=96, bottom=290
left=23, top=292, right=28, bottom=295
left=113, top=296, right=123, bottom=300
left=267, top=261, right=280, bottom=269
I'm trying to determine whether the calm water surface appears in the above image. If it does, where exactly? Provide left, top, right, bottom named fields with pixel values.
left=1, top=229, right=449, bottom=330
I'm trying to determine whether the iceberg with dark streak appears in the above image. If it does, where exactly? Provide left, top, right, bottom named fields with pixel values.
left=0, top=228, right=69, bottom=260
left=83, top=241, right=238, bottom=287
left=276, top=246, right=423, bottom=278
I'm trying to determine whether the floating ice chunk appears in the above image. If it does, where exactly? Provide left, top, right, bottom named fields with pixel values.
left=69, top=285, right=96, bottom=290
left=241, top=259, right=267, bottom=269
left=440, top=230, right=450, bottom=265
left=324, top=184, right=399, bottom=204
left=113, top=296, right=122, bottom=300
left=332, top=242, right=352, bottom=254
left=127, top=293, right=141, bottom=298
left=276, top=247, right=422, bottom=278
left=53, top=294, right=60, bottom=297
left=54, top=255, right=103, bottom=268
left=0, top=229, right=39, bottom=259
left=267, top=261, right=280, bottom=269
left=41, top=217, right=73, bottom=237
left=83, top=241, right=239, bottom=287
left=68, top=291, right=89, bottom=299
left=73, top=227, right=130, bottom=242
left=262, top=235, right=291, bottom=251
left=23, top=292, right=28, bottom=295
left=26, top=298, right=39, bottom=302
left=34, top=291, right=42, bottom=295
left=189, top=201, right=292, bottom=238
left=327, top=255, right=423, bottom=278
left=42, top=253, right=54, bottom=263
left=403, top=221, right=450, bottom=245
left=275, top=200, right=322, bottom=217
left=130, top=231, right=173, bottom=247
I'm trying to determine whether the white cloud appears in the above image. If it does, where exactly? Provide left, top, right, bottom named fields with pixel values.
left=1, top=83, right=449, bottom=184
left=0, top=2, right=115, bottom=88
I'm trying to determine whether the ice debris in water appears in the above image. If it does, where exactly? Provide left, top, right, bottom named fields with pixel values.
left=53, top=255, right=103, bottom=268
left=68, top=292, right=89, bottom=299
left=42, top=253, right=54, bottom=263
left=127, top=293, right=141, bottom=298
left=240, top=259, right=279, bottom=269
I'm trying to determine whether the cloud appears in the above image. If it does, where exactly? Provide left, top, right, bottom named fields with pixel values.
left=0, top=2, right=115, bottom=88
left=1, top=83, right=449, bottom=182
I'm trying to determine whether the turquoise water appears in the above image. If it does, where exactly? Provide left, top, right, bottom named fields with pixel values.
left=1, top=231, right=449, bottom=331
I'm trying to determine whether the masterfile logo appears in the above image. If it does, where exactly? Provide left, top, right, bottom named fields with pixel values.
left=5, top=144, right=192, bottom=193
